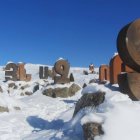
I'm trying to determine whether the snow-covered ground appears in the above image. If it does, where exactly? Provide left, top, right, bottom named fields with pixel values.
left=0, top=64, right=139, bottom=140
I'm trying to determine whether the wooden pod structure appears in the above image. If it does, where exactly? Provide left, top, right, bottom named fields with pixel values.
left=5, top=63, right=18, bottom=81
left=110, top=55, right=122, bottom=84
left=54, top=59, right=70, bottom=84
left=118, top=72, right=140, bottom=100
left=110, top=54, right=134, bottom=84
left=17, top=63, right=26, bottom=81
left=117, top=19, right=140, bottom=72
left=17, top=63, right=31, bottom=81
left=99, top=65, right=110, bottom=82
left=39, top=66, right=48, bottom=79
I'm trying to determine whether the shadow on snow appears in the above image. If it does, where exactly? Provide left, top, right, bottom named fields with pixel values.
left=26, top=116, right=83, bottom=140
left=27, top=116, right=64, bottom=132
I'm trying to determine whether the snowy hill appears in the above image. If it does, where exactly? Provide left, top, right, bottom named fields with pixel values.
left=0, top=64, right=139, bottom=140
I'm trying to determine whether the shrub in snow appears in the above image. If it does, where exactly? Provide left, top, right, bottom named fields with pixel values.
left=82, top=122, right=104, bottom=140
left=69, top=83, right=81, bottom=96
left=53, top=87, right=69, bottom=98
left=20, top=84, right=30, bottom=90
left=89, top=79, right=98, bottom=84
left=0, top=106, right=9, bottom=112
left=0, top=86, right=3, bottom=93
left=33, top=84, right=39, bottom=93
left=8, top=83, right=15, bottom=88
left=81, top=84, right=101, bottom=95
left=72, top=90, right=105, bottom=140
left=42, top=83, right=81, bottom=98
left=73, top=91, right=105, bottom=117
left=25, top=91, right=33, bottom=96
left=83, top=70, right=88, bottom=75
left=70, top=73, right=74, bottom=82
left=82, top=83, right=87, bottom=88
left=43, top=87, right=69, bottom=98
left=8, top=82, right=18, bottom=89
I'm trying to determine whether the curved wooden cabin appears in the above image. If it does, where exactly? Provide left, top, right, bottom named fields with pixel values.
left=99, top=65, right=110, bottom=82
left=117, top=19, right=140, bottom=72
left=110, top=54, right=133, bottom=84
left=118, top=72, right=140, bottom=100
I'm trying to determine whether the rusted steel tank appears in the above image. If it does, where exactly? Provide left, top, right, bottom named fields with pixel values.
left=117, top=19, right=140, bottom=72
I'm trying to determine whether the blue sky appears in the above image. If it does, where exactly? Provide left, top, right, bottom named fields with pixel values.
left=0, top=0, right=139, bottom=67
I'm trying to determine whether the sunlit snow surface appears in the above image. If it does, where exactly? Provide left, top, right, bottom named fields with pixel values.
left=0, top=64, right=139, bottom=140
